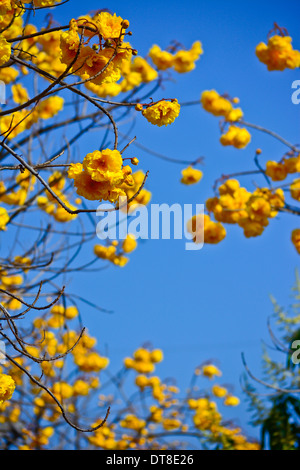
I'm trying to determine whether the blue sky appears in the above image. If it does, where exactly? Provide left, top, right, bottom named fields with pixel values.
left=4, top=0, right=300, bottom=440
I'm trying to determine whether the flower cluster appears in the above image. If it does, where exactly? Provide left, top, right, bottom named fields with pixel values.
left=256, top=34, right=300, bottom=71
left=68, top=149, right=136, bottom=204
left=265, top=154, right=300, bottom=182
left=219, top=125, right=251, bottom=149
left=60, top=14, right=132, bottom=85
left=124, top=347, right=163, bottom=374
left=0, top=207, right=9, bottom=230
left=181, top=166, right=203, bottom=185
left=141, top=99, right=181, bottom=127
left=201, top=90, right=243, bottom=122
left=120, top=170, right=152, bottom=212
left=0, top=271, right=24, bottom=310
left=84, top=40, right=202, bottom=102
left=0, top=96, right=64, bottom=141
left=205, top=179, right=285, bottom=239
left=0, top=374, right=15, bottom=404
left=0, top=36, right=11, bottom=66
left=94, top=234, right=137, bottom=267
left=200, top=90, right=250, bottom=149
left=187, top=213, right=226, bottom=245
left=149, top=41, right=203, bottom=73
left=291, top=229, right=300, bottom=255
left=36, top=171, right=78, bottom=223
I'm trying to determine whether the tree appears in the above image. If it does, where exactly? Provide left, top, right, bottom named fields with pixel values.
left=243, top=271, right=300, bottom=450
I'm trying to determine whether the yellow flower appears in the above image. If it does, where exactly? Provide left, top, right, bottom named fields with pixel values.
left=0, top=374, right=15, bottom=404
left=162, top=418, right=181, bottom=430
left=202, top=364, right=222, bottom=379
left=11, top=84, right=29, bottom=104
left=0, top=66, right=18, bottom=84
left=94, top=244, right=116, bottom=260
left=68, top=149, right=133, bottom=204
left=131, top=56, right=158, bottom=83
left=73, top=379, right=90, bottom=396
left=284, top=154, right=300, bottom=173
left=0, top=35, right=11, bottom=66
left=88, top=423, right=117, bottom=449
left=95, top=12, right=125, bottom=40
left=150, top=405, right=163, bottom=423
left=135, top=375, right=150, bottom=389
left=68, top=162, right=83, bottom=179
left=0, top=110, right=28, bottom=139
left=65, top=306, right=78, bottom=319
left=149, top=44, right=174, bottom=70
left=290, top=179, right=300, bottom=201
left=220, top=125, right=251, bottom=149
left=120, top=170, right=152, bottom=212
left=201, top=90, right=233, bottom=117
left=85, top=81, right=122, bottom=98
left=173, top=41, right=203, bottom=73
left=122, top=234, right=137, bottom=253
left=111, top=254, right=129, bottom=267
left=187, top=214, right=226, bottom=245
left=150, top=349, right=164, bottom=363
left=70, top=168, right=126, bottom=203
left=0, top=0, right=13, bottom=15
left=219, top=179, right=241, bottom=195
left=83, top=149, right=124, bottom=185
left=239, top=220, right=266, bottom=238
left=226, top=107, right=243, bottom=122
left=212, top=385, right=228, bottom=398
left=60, top=20, right=80, bottom=67
left=224, top=395, right=240, bottom=407
left=120, top=414, right=146, bottom=431
left=292, top=229, right=300, bottom=254
left=36, top=96, right=64, bottom=119
left=0, top=207, right=9, bottom=230
left=247, top=196, right=271, bottom=222
left=124, top=347, right=160, bottom=374
left=78, top=46, right=130, bottom=85
left=265, top=160, right=288, bottom=181
left=32, top=0, right=60, bottom=7
left=181, top=166, right=203, bottom=185
left=256, top=35, right=300, bottom=71
left=142, top=99, right=180, bottom=127
left=74, top=351, right=109, bottom=373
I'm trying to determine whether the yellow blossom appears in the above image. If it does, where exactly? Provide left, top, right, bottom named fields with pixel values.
left=0, top=374, right=15, bottom=404
left=224, top=395, right=240, bottom=406
left=173, top=41, right=203, bottom=73
left=0, top=207, right=9, bottom=230
left=142, top=100, right=180, bottom=127
left=0, top=35, right=11, bottom=66
left=202, top=364, right=222, bottom=379
left=201, top=90, right=233, bottom=117
left=149, top=44, right=174, bottom=70
left=292, top=229, right=300, bottom=254
left=212, top=385, right=228, bottom=398
left=265, top=160, right=288, bottom=181
left=122, top=234, right=137, bottom=253
left=256, top=34, right=300, bottom=71
left=35, top=96, right=64, bottom=120
left=220, top=125, right=251, bottom=149
left=181, top=166, right=203, bottom=185
left=11, top=84, right=29, bottom=104
left=95, top=12, right=125, bottom=40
